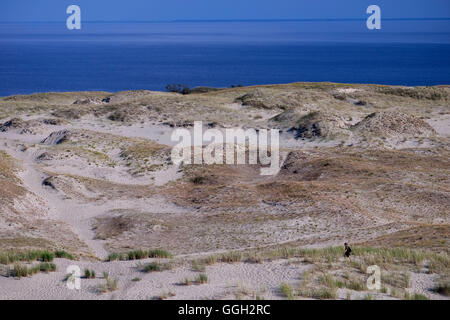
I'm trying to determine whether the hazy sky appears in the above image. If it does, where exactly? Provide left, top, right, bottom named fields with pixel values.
left=0, top=0, right=449, bottom=22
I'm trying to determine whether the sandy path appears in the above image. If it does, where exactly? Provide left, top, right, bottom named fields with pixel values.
left=0, top=139, right=108, bottom=259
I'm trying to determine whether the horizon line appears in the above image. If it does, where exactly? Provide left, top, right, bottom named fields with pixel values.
left=1, top=17, right=450, bottom=24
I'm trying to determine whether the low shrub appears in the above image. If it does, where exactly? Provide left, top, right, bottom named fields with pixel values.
left=166, top=84, right=191, bottom=95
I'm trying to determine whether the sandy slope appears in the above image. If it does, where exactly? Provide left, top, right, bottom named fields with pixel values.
left=0, top=83, right=448, bottom=299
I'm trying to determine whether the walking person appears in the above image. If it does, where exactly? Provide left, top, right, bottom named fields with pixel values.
left=344, top=242, right=352, bottom=259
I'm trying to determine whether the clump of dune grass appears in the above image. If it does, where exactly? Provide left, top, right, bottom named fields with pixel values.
left=107, top=249, right=172, bottom=261
left=191, top=260, right=206, bottom=272
left=318, top=273, right=364, bottom=291
left=132, top=277, right=141, bottom=282
left=245, top=252, right=263, bottom=264
left=84, top=269, right=96, bottom=279
left=389, top=287, right=405, bottom=299
left=318, top=273, right=344, bottom=289
left=140, top=262, right=172, bottom=273
left=40, top=252, right=54, bottom=262
left=363, top=293, right=374, bottom=300
left=107, top=252, right=127, bottom=261
left=196, top=273, right=208, bottom=284
left=345, top=278, right=365, bottom=291
left=39, top=262, right=56, bottom=273
left=0, top=250, right=55, bottom=264
left=182, top=277, right=194, bottom=286
left=428, top=254, right=450, bottom=274
left=191, top=255, right=218, bottom=270
left=297, top=270, right=361, bottom=299
left=407, top=293, right=429, bottom=300
left=13, top=264, right=29, bottom=278
left=11, top=262, right=56, bottom=278
left=314, top=288, right=338, bottom=300
left=128, top=249, right=147, bottom=260
left=381, top=271, right=410, bottom=289
left=148, top=249, right=173, bottom=258
left=102, top=277, right=118, bottom=293
left=54, top=250, right=75, bottom=260
left=182, top=273, right=208, bottom=285
left=280, top=283, right=294, bottom=300
left=219, top=251, right=242, bottom=263
left=298, top=287, right=338, bottom=300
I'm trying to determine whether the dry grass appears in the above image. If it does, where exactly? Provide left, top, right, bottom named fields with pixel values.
left=279, top=283, right=294, bottom=299
left=381, top=271, right=410, bottom=289
left=102, top=277, right=118, bottom=293
left=7, top=262, right=56, bottom=278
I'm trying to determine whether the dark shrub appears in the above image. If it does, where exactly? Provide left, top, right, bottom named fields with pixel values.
left=166, top=84, right=191, bottom=95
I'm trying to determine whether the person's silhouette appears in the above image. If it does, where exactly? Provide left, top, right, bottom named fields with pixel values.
left=344, top=243, right=352, bottom=258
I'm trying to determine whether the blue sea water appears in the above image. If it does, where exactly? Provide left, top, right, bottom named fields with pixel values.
left=0, top=20, right=449, bottom=96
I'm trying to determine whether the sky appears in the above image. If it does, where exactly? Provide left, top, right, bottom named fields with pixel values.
left=0, top=0, right=449, bottom=22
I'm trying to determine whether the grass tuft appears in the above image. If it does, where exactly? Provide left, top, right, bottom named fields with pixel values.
left=196, top=273, right=208, bottom=284
left=280, top=282, right=294, bottom=300
left=102, top=278, right=118, bottom=292
left=141, top=262, right=172, bottom=273
left=84, top=269, right=96, bottom=279
left=0, top=250, right=56, bottom=264
left=54, top=250, right=75, bottom=260
left=107, top=249, right=172, bottom=261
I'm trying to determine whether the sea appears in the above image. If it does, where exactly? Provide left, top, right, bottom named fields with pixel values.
left=0, top=19, right=449, bottom=96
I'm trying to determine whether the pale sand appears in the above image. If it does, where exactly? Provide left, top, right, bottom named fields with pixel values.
left=0, top=257, right=447, bottom=300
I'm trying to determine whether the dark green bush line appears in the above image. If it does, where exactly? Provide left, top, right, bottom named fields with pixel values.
left=0, top=249, right=75, bottom=265
left=107, top=249, right=173, bottom=261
